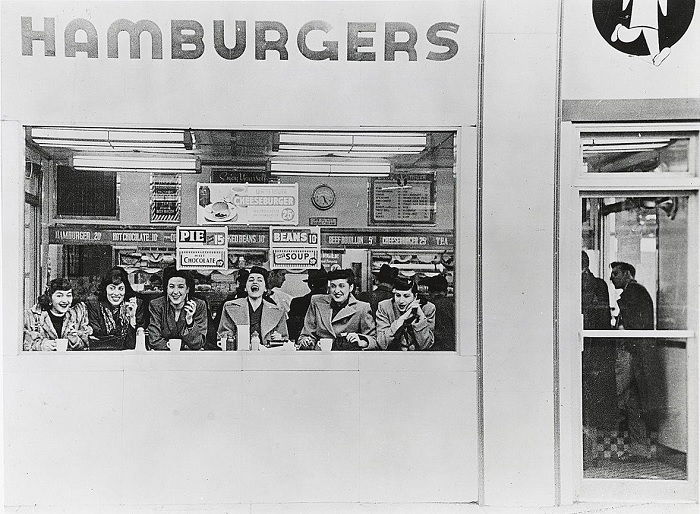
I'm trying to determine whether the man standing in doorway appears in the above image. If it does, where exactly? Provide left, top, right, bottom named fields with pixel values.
left=581, top=251, right=617, bottom=467
left=610, top=261, right=665, bottom=461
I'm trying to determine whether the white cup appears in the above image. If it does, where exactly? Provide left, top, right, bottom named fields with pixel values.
left=168, top=338, right=182, bottom=352
left=55, top=338, right=69, bottom=352
left=217, top=336, right=227, bottom=351
left=319, top=338, right=333, bottom=352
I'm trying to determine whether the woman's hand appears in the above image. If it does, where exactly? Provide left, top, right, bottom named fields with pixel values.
left=184, top=300, right=197, bottom=325
left=399, top=300, right=422, bottom=323
left=297, top=335, right=316, bottom=350
left=41, top=339, right=57, bottom=351
left=346, top=332, right=368, bottom=348
left=125, top=298, right=137, bottom=327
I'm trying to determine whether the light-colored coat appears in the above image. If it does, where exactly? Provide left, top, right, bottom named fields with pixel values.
left=300, top=294, right=377, bottom=349
left=217, top=297, right=288, bottom=345
left=376, top=299, right=436, bottom=350
left=23, top=302, right=92, bottom=351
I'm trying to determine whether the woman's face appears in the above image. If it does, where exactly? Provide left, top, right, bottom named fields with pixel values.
left=105, top=282, right=126, bottom=306
left=50, top=289, right=73, bottom=315
left=246, top=273, right=266, bottom=299
left=167, top=277, right=189, bottom=308
left=393, top=289, right=416, bottom=313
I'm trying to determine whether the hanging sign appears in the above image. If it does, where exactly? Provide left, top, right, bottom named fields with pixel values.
left=176, top=226, right=228, bottom=271
left=150, top=174, right=181, bottom=224
left=269, top=227, right=321, bottom=269
left=197, top=183, right=298, bottom=226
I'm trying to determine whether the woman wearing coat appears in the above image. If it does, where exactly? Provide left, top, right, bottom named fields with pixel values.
left=86, top=266, right=146, bottom=350
left=23, top=278, right=92, bottom=351
left=148, top=267, right=208, bottom=351
left=376, top=277, right=436, bottom=351
left=217, top=266, right=288, bottom=348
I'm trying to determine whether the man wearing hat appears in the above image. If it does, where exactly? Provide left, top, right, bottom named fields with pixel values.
left=357, top=263, right=399, bottom=315
left=298, top=268, right=376, bottom=350
left=217, top=266, right=288, bottom=348
left=287, top=267, right=328, bottom=342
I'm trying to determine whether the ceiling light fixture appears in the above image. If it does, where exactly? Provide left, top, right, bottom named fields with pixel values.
left=270, top=159, right=391, bottom=177
left=31, top=127, right=193, bottom=152
left=70, top=153, right=201, bottom=173
left=276, top=132, right=426, bottom=157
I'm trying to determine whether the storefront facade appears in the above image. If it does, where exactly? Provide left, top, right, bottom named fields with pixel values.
left=1, top=0, right=698, bottom=509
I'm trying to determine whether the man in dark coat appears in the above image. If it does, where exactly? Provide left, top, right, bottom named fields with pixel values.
left=610, top=261, right=665, bottom=461
left=357, top=264, right=398, bottom=315
left=287, top=267, right=328, bottom=341
left=426, top=274, right=455, bottom=351
left=580, top=251, right=616, bottom=466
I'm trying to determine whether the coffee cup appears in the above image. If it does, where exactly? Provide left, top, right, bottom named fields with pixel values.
left=319, top=338, right=333, bottom=352
left=168, top=338, right=182, bottom=352
left=216, top=336, right=227, bottom=352
left=55, top=338, right=69, bottom=352
left=237, top=324, right=250, bottom=351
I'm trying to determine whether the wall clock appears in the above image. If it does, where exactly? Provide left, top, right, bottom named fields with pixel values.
left=311, top=184, right=336, bottom=210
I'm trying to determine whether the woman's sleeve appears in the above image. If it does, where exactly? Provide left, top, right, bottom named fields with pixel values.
left=376, top=304, right=398, bottom=350
left=148, top=300, right=169, bottom=350
left=181, top=300, right=207, bottom=350
left=413, top=303, right=435, bottom=350
left=86, top=300, right=107, bottom=337
left=23, top=310, right=46, bottom=351
left=359, top=303, right=377, bottom=350
left=68, top=302, right=91, bottom=350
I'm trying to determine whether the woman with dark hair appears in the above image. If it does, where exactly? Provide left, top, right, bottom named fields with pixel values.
left=23, top=278, right=92, bottom=351
left=86, top=267, right=146, bottom=350
left=376, top=277, right=435, bottom=351
left=148, top=266, right=207, bottom=351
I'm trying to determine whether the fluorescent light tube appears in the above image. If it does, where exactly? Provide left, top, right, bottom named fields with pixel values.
left=70, top=154, right=200, bottom=173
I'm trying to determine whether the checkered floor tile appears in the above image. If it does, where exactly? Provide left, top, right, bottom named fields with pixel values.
left=584, top=459, right=687, bottom=480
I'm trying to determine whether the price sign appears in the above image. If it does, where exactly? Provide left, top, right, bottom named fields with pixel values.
left=269, top=227, right=321, bottom=270
left=176, top=226, right=228, bottom=271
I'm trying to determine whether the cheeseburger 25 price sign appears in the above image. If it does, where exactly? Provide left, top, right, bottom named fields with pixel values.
left=269, top=227, right=321, bottom=270
left=176, top=227, right=228, bottom=271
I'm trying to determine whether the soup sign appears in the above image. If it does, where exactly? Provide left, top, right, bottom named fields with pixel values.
left=269, top=227, right=321, bottom=270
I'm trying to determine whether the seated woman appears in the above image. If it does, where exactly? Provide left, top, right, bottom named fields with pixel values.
left=376, top=277, right=436, bottom=351
left=86, top=267, right=146, bottom=350
left=148, top=267, right=208, bottom=351
left=217, top=266, right=288, bottom=348
left=23, top=278, right=91, bottom=351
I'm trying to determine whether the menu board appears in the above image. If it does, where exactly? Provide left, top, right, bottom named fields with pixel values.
left=370, top=174, right=435, bottom=224
left=197, top=183, right=298, bottom=226
left=150, top=174, right=181, bottom=224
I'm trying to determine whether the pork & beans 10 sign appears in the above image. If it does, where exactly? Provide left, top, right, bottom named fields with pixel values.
left=197, top=183, right=299, bottom=226
left=269, top=227, right=321, bottom=270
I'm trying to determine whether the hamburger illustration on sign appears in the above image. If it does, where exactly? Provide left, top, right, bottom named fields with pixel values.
left=593, top=0, right=695, bottom=66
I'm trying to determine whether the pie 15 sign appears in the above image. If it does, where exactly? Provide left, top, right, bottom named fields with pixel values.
left=269, top=227, right=321, bottom=270
left=176, top=227, right=228, bottom=271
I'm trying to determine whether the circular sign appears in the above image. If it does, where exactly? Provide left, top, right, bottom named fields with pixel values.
left=592, top=0, right=695, bottom=62
left=311, top=184, right=336, bottom=211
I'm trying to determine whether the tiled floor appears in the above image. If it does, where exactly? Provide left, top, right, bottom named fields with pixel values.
left=584, top=458, right=687, bottom=480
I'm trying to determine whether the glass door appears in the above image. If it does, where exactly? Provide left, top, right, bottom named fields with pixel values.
left=566, top=125, right=699, bottom=501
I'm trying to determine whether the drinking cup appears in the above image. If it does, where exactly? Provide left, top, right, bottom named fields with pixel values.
left=319, top=338, right=333, bottom=352
left=55, top=338, right=69, bottom=352
left=168, top=338, right=182, bottom=352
